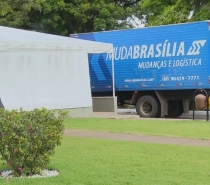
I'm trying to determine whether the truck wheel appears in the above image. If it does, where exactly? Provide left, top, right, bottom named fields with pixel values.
left=136, top=95, right=161, bottom=118
left=164, top=100, right=183, bottom=118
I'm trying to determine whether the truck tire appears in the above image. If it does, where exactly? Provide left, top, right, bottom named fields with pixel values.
left=136, top=95, right=161, bottom=118
left=164, top=100, right=183, bottom=118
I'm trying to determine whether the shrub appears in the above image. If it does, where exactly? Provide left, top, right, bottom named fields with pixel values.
left=0, top=108, right=67, bottom=177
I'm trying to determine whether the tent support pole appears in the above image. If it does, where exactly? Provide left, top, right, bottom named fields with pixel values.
left=112, top=51, right=115, bottom=97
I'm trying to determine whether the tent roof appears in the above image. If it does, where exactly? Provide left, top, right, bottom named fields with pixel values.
left=0, top=26, right=113, bottom=53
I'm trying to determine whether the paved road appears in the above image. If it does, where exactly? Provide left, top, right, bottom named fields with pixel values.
left=91, top=109, right=210, bottom=121
left=117, top=109, right=209, bottom=120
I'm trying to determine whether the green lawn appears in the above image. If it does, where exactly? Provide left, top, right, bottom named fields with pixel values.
left=64, top=118, right=210, bottom=139
left=0, top=137, right=210, bottom=185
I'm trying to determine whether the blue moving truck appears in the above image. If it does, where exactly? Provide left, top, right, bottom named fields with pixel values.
left=70, top=21, right=210, bottom=118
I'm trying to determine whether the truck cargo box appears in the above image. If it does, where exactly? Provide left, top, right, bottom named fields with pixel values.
left=70, top=21, right=210, bottom=93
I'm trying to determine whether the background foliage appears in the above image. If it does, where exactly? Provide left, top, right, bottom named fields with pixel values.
left=0, top=0, right=209, bottom=35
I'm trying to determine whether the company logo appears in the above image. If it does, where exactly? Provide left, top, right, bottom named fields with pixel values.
left=106, top=40, right=207, bottom=61
left=187, top=40, right=206, bottom=55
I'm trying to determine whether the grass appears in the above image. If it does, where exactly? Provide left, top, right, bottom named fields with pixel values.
left=64, top=118, right=210, bottom=139
left=1, top=137, right=210, bottom=185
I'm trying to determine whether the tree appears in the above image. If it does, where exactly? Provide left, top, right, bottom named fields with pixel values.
left=137, top=0, right=210, bottom=26
left=0, top=0, right=44, bottom=28
left=0, top=0, right=137, bottom=36
left=191, top=1, right=210, bottom=21
left=1, top=0, right=210, bottom=35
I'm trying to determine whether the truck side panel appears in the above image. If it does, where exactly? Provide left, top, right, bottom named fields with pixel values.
left=71, top=21, right=210, bottom=92
left=71, top=34, right=113, bottom=93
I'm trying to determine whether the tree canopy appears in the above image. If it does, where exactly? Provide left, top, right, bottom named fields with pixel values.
left=0, top=0, right=136, bottom=35
left=0, top=0, right=210, bottom=35
left=138, top=0, right=210, bottom=26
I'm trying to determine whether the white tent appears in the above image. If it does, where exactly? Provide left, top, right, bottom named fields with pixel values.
left=0, top=26, right=114, bottom=112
